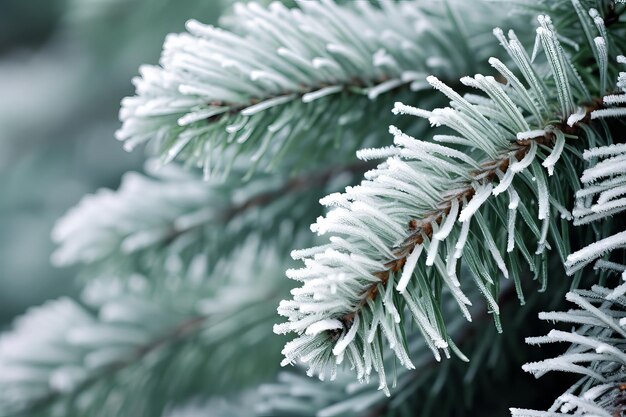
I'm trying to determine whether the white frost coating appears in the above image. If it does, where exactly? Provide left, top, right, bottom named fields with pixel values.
left=566, top=106, right=586, bottom=127
left=603, top=94, right=626, bottom=105
left=332, top=315, right=359, bottom=356
left=542, top=129, right=565, bottom=176
left=594, top=260, right=626, bottom=273
left=580, top=156, right=626, bottom=183
left=536, top=169, right=550, bottom=220
left=425, top=233, right=440, bottom=267
left=566, top=231, right=626, bottom=275
left=508, top=188, right=520, bottom=210
left=566, top=292, right=626, bottom=338
left=506, top=189, right=520, bottom=253
left=510, top=409, right=564, bottom=417
left=537, top=218, right=549, bottom=253
left=487, top=234, right=509, bottom=278
left=492, top=164, right=515, bottom=196
left=433, top=134, right=472, bottom=146
left=458, top=184, right=493, bottom=222
left=507, top=207, right=517, bottom=253
left=177, top=108, right=229, bottom=126
left=390, top=125, right=479, bottom=167
left=591, top=197, right=626, bottom=213
left=598, top=184, right=626, bottom=204
left=319, top=193, right=349, bottom=208
left=383, top=276, right=401, bottom=324
left=583, top=143, right=626, bottom=160
left=240, top=94, right=296, bottom=116
left=396, top=244, right=423, bottom=293
left=594, top=37, right=608, bottom=94
left=591, top=108, right=626, bottom=119
left=510, top=141, right=536, bottom=173
left=356, top=146, right=399, bottom=161
left=446, top=253, right=459, bottom=283
left=433, top=198, right=459, bottom=240
left=302, top=85, right=344, bottom=103
left=291, top=245, right=331, bottom=260
left=560, top=394, right=612, bottom=417
left=367, top=78, right=404, bottom=100
left=454, top=217, right=472, bottom=258
left=391, top=102, right=431, bottom=118
left=305, top=319, right=343, bottom=336
left=516, top=129, right=545, bottom=140
left=606, top=281, right=626, bottom=301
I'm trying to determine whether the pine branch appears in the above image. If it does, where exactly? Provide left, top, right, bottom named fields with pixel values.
left=511, top=284, right=626, bottom=417
left=8, top=314, right=208, bottom=417
left=51, top=159, right=367, bottom=281
left=165, top=282, right=508, bottom=417
left=0, top=244, right=288, bottom=417
left=511, top=131, right=626, bottom=415
left=167, top=275, right=573, bottom=417
left=115, top=0, right=504, bottom=179
left=222, top=160, right=372, bottom=223
left=51, top=161, right=217, bottom=268
left=566, top=140, right=626, bottom=275
left=276, top=6, right=625, bottom=393
left=13, top=2, right=625, bottom=417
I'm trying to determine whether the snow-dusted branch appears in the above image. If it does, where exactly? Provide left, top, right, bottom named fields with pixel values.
left=0, top=244, right=287, bottom=417
left=116, top=0, right=500, bottom=178
left=276, top=10, right=619, bottom=392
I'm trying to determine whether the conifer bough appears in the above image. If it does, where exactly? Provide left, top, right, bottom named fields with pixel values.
left=116, top=0, right=498, bottom=179
left=276, top=5, right=625, bottom=396
left=0, top=1, right=625, bottom=417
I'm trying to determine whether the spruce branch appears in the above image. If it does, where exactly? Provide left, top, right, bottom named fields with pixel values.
left=510, top=136, right=626, bottom=415
left=51, top=161, right=217, bottom=268
left=168, top=276, right=573, bottom=417
left=276, top=7, right=625, bottom=393
left=51, top=159, right=367, bottom=280
left=511, top=283, right=626, bottom=417
left=166, top=282, right=510, bottom=417
left=566, top=140, right=626, bottom=275
left=115, top=0, right=503, bottom=179
left=0, top=244, right=288, bottom=417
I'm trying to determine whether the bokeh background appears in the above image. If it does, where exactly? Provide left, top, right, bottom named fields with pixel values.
left=0, top=0, right=225, bottom=325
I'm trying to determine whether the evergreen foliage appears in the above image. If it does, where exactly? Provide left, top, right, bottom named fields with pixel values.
left=276, top=2, right=624, bottom=394
left=115, top=0, right=503, bottom=178
left=1, top=1, right=626, bottom=417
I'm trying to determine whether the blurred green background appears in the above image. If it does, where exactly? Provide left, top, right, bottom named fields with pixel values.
left=0, top=0, right=225, bottom=325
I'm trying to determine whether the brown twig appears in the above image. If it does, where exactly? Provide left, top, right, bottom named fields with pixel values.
left=205, top=75, right=409, bottom=123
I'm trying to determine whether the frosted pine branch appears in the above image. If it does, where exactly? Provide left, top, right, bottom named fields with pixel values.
left=52, top=160, right=365, bottom=278
left=276, top=11, right=618, bottom=391
left=116, top=0, right=500, bottom=178
left=52, top=162, right=217, bottom=267
left=0, top=244, right=287, bottom=416
left=567, top=143, right=626, bottom=275
left=512, top=285, right=626, bottom=417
